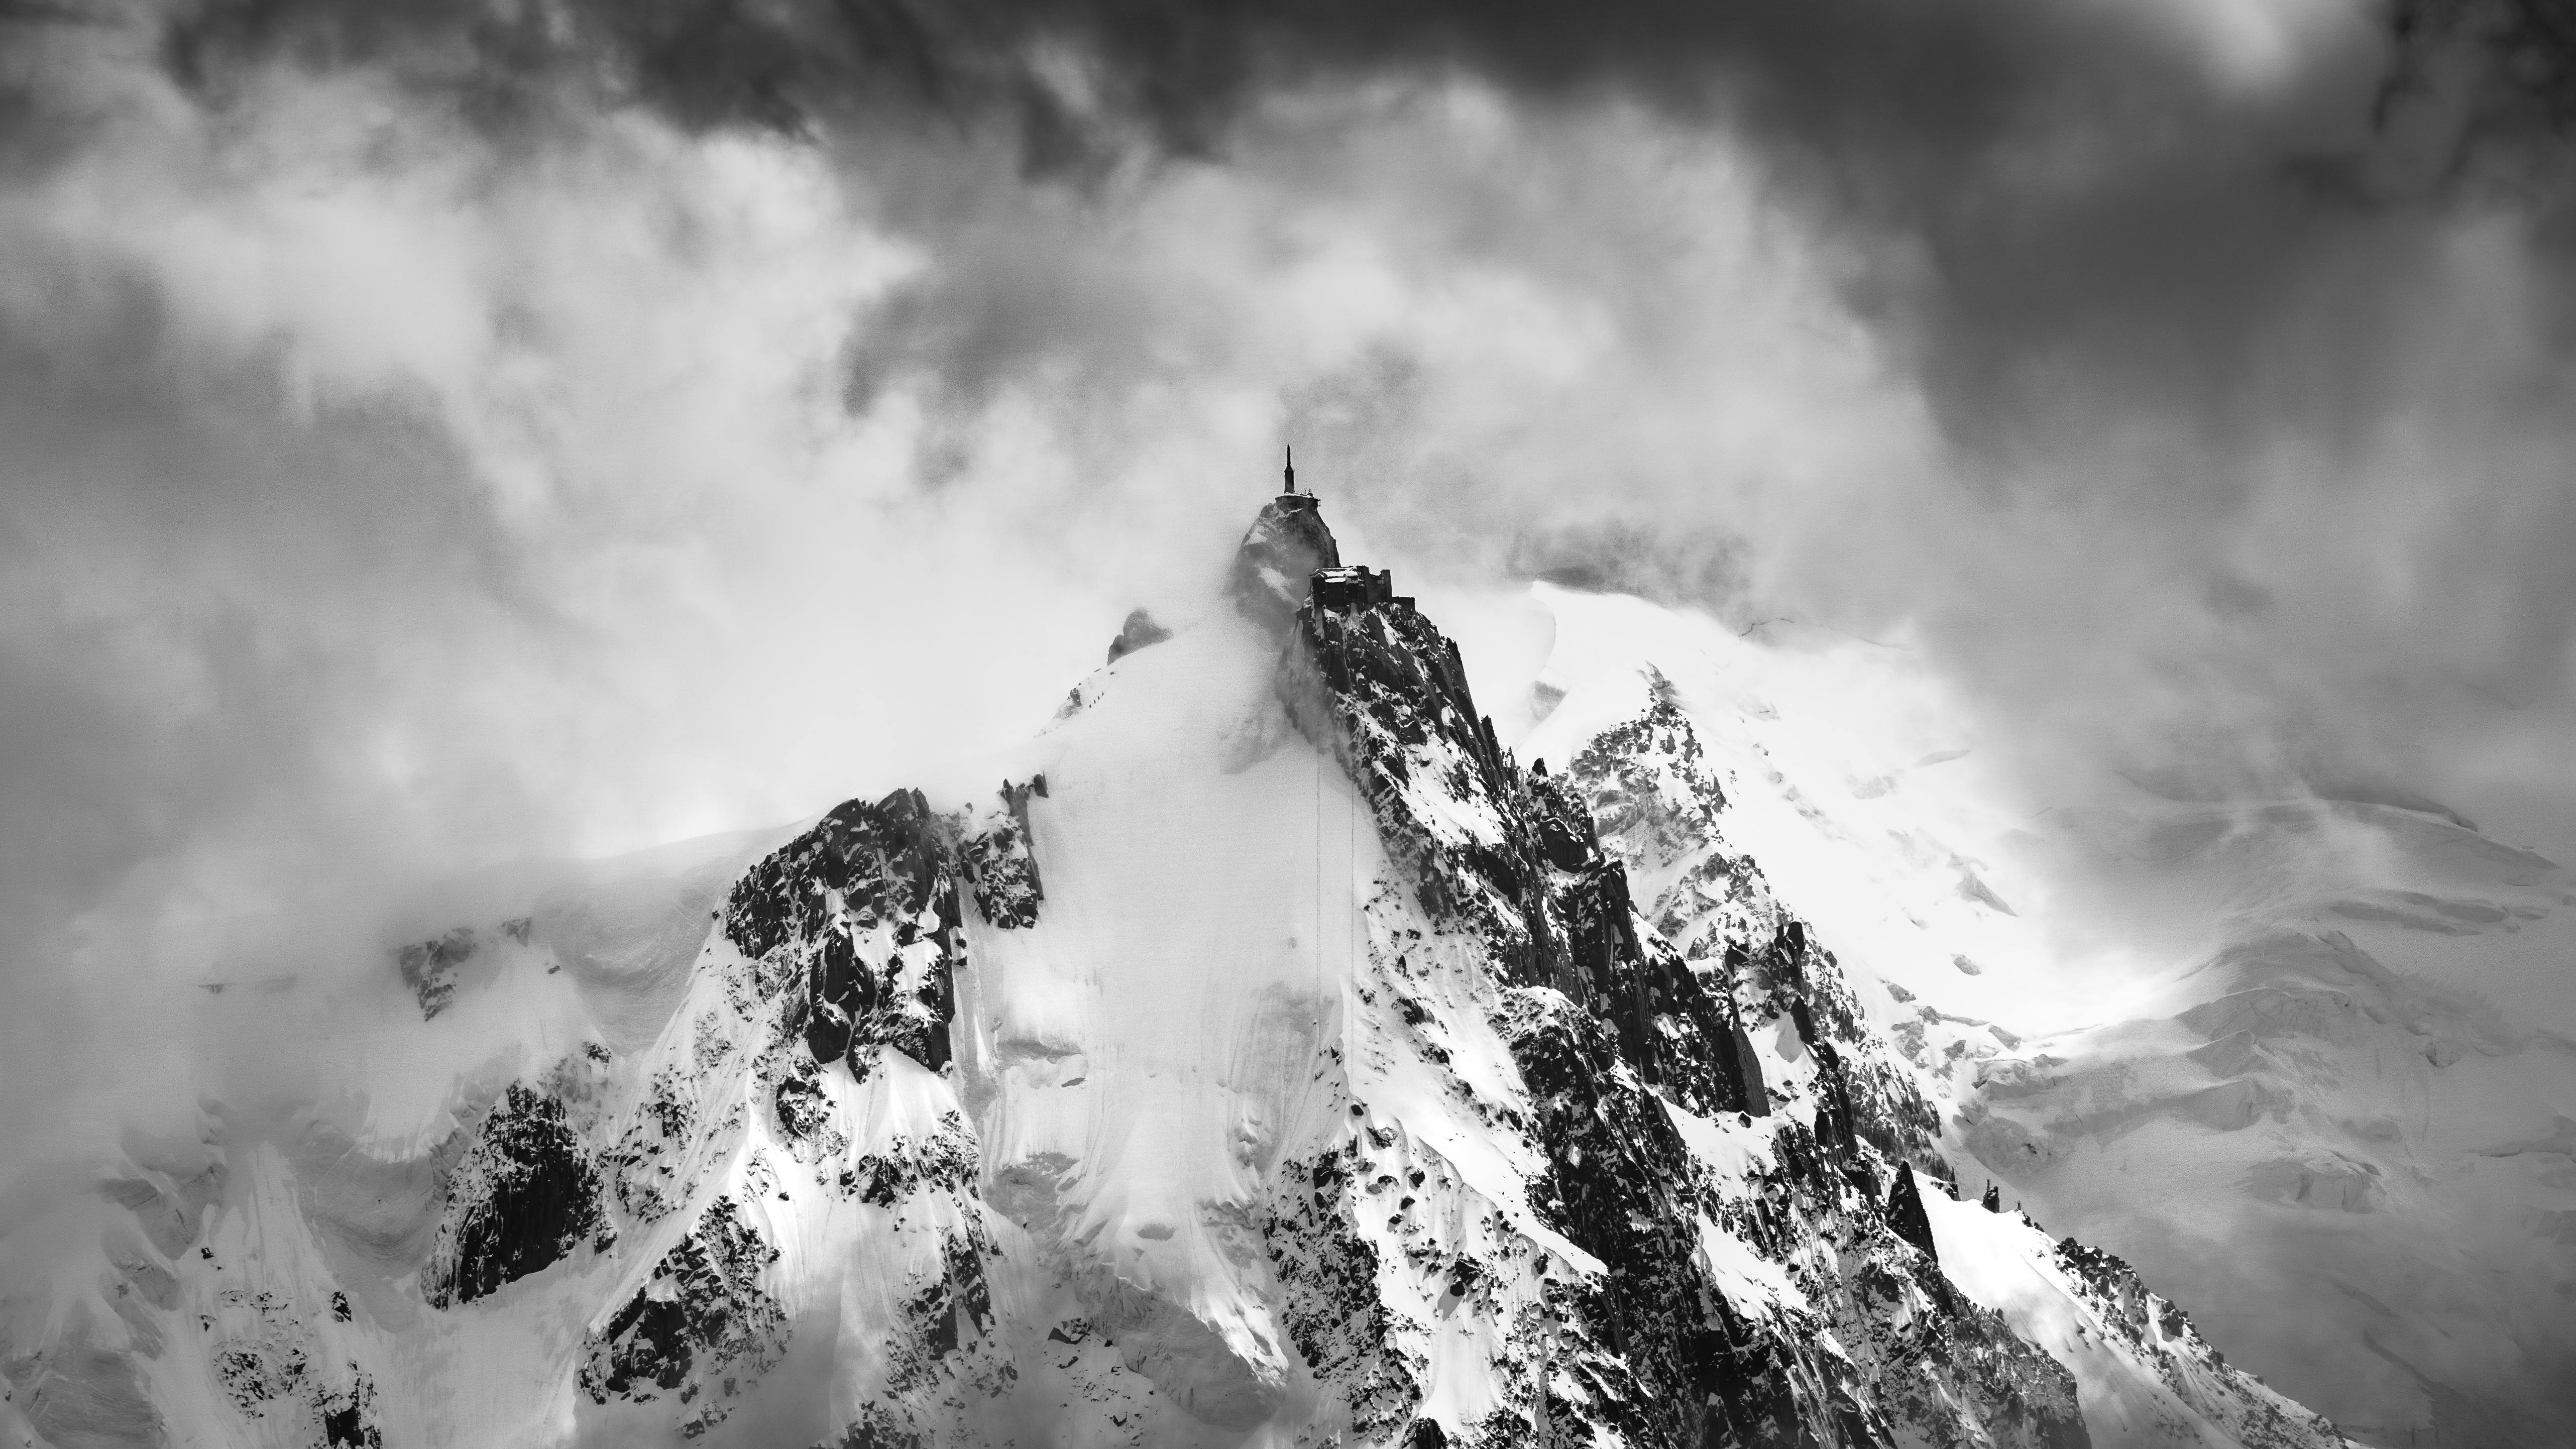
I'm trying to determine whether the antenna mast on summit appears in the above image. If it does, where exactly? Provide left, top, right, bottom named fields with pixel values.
left=1284, top=444, right=1297, bottom=495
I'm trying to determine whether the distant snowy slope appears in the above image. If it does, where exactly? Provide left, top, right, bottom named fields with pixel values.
left=1961, top=814, right=2576, bottom=1448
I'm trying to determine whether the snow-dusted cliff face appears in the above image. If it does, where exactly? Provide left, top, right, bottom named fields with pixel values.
left=1509, top=588, right=2576, bottom=1449
left=0, top=498, right=2354, bottom=1449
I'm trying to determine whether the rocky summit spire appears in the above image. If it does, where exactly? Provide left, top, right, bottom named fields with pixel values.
left=1228, top=489, right=1338, bottom=632
left=1885, top=1162, right=1940, bottom=1264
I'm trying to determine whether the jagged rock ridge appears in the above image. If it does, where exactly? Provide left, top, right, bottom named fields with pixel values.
left=1276, top=513, right=2091, bottom=1447
left=0, top=492, right=2352, bottom=1449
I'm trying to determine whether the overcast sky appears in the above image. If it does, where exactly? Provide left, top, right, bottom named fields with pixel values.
left=4, top=0, right=2574, bottom=1146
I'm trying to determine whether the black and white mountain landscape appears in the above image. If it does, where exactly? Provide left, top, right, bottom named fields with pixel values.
left=4, top=495, right=2380, bottom=1448
left=4, top=4, right=2576, bottom=1448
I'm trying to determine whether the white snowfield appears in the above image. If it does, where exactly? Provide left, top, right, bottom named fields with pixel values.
left=963, top=611, right=1378, bottom=1433
left=958, top=609, right=1615, bottom=1444
left=4, top=551, right=2509, bottom=1449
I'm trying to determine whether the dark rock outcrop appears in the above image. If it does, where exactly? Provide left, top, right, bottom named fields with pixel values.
left=318, top=1375, right=385, bottom=1447
left=725, top=789, right=964, bottom=1081
left=580, top=1195, right=788, bottom=1438
left=962, top=777, right=1046, bottom=930
left=1885, top=1163, right=1939, bottom=1263
left=423, top=1084, right=606, bottom=1308
left=1278, top=502, right=2088, bottom=1449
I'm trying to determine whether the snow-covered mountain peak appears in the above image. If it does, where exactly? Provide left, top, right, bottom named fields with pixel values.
left=0, top=497, right=2359, bottom=1449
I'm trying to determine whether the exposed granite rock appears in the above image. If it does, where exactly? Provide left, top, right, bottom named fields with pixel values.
left=1263, top=1141, right=1424, bottom=1442
left=579, top=1195, right=787, bottom=1438
left=725, top=789, right=964, bottom=1078
left=423, top=1083, right=606, bottom=1307
left=838, top=1111, right=979, bottom=1205
left=866, top=1218, right=1016, bottom=1444
left=960, top=778, right=1046, bottom=930
left=608, top=1066, right=699, bottom=1224
left=1284, top=565, right=1552, bottom=976
left=715, top=782, right=1007, bottom=1442
left=1284, top=526, right=2089, bottom=1449
left=1884, top=1162, right=1939, bottom=1263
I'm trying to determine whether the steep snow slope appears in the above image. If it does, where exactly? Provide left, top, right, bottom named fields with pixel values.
left=0, top=496, right=2354, bottom=1449
left=1505, top=584, right=2573, bottom=1449
left=957, top=604, right=1377, bottom=1437
left=1921, top=1194, right=2334, bottom=1448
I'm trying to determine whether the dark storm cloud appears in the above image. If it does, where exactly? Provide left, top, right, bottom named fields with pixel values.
left=119, top=0, right=2527, bottom=418
left=127, top=0, right=2576, bottom=657
left=7, top=0, right=2569, bottom=794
